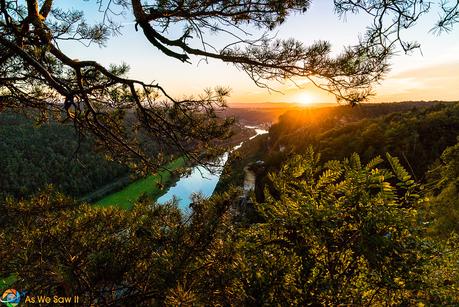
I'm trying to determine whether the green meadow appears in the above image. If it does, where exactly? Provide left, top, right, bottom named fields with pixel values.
left=95, top=157, right=185, bottom=209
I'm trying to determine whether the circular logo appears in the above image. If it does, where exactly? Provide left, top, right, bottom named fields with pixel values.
left=0, top=289, right=21, bottom=307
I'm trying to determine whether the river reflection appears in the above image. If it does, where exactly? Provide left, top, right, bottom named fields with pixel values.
left=157, top=127, right=268, bottom=211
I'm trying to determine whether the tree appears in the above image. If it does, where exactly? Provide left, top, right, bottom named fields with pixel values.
left=2, top=151, right=457, bottom=305
left=1, top=187, right=239, bottom=305
left=1, top=0, right=458, bottom=171
left=231, top=150, right=428, bottom=305
left=427, top=140, right=459, bottom=238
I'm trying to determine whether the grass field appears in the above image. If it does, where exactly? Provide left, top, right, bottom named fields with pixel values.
left=95, top=157, right=185, bottom=209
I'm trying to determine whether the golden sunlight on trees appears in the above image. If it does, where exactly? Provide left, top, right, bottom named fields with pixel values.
left=1, top=1, right=459, bottom=306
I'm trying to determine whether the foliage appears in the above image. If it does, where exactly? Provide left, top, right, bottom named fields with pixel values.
left=426, top=140, right=459, bottom=238
left=1, top=0, right=459, bottom=305
left=0, top=275, right=16, bottom=292
left=0, top=187, right=237, bottom=305
left=266, top=102, right=459, bottom=183
left=0, top=112, right=128, bottom=200
left=229, top=150, right=431, bottom=305
left=0, top=111, right=254, bottom=202
left=0, top=0, right=234, bottom=171
left=2, top=151, right=458, bottom=305
left=220, top=102, right=459, bottom=201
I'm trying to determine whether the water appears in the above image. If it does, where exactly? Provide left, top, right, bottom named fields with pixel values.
left=156, top=153, right=228, bottom=211
left=157, top=127, right=268, bottom=211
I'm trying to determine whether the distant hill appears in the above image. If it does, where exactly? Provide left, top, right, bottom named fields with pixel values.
left=216, top=101, right=459, bottom=195
left=222, top=101, right=458, bottom=125
left=223, top=102, right=329, bottom=125
left=228, top=102, right=334, bottom=109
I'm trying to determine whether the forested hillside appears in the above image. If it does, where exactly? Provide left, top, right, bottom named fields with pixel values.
left=0, top=112, right=129, bottom=200
left=218, top=101, right=458, bottom=193
left=220, top=101, right=459, bottom=238
left=269, top=102, right=459, bottom=179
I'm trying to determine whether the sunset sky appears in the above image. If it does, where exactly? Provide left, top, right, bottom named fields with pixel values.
left=62, top=1, right=459, bottom=105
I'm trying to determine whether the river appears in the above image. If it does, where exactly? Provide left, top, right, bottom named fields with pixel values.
left=157, top=126, right=268, bottom=211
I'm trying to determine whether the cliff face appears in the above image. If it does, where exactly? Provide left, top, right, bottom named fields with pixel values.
left=243, top=166, right=256, bottom=196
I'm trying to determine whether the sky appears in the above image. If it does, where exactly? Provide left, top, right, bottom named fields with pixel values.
left=59, top=1, right=459, bottom=105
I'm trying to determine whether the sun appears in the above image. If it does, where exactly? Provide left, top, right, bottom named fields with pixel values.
left=296, top=92, right=315, bottom=105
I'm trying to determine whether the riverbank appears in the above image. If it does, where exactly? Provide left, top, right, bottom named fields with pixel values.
left=79, top=175, right=132, bottom=203
left=92, top=125, right=267, bottom=210
left=95, top=157, right=185, bottom=209
left=157, top=126, right=269, bottom=209
left=214, top=131, right=269, bottom=195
